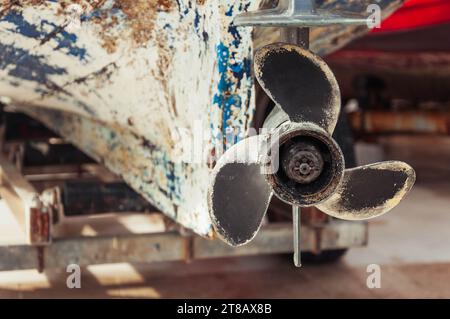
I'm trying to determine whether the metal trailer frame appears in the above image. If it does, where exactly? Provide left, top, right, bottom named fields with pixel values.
left=0, top=127, right=368, bottom=272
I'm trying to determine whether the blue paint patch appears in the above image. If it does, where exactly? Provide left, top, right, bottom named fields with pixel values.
left=0, top=43, right=96, bottom=115
left=228, top=25, right=242, bottom=47
left=238, top=3, right=251, bottom=12
left=193, top=9, right=201, bottom=32
left=0, top=43, right=67, bottom=84
left=163, top=159, right=181, bottom=201
left=81, top=7, right=122, bottom=22
left=225, top=5, right=234, bottom=17
left=3, top=10, right=88, bottom=61
left=3, top=11, right=42, bottom=38
left=125, top=133, right=182, bottom=202
left=212, top=41, right=252, bottom=148
left=51, top=26, right=87, bottom=60
left=140, top=152, right=182, bottom=202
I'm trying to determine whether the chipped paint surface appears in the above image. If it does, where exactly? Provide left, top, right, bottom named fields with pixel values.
left=19, top=106, right=215, bottom=236
left=1, top=0, right=260, bottom=237
left=0, top=0, right=403, bottom=237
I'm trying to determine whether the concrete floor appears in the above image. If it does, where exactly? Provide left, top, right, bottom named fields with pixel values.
left=0, top=136, right=449, bottom=298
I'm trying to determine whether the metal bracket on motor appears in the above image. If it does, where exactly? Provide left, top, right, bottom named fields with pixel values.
left=235, top=0, right=368, bottom=268
left=234, top=0, right=368, bottom=28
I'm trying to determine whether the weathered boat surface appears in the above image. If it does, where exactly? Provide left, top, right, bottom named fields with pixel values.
left=0, top=0, right=402, bottom=238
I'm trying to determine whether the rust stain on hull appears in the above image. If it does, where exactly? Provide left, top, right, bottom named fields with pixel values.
left=99, top=0, right=174, bottom=53
left=1, top=0, right=174, bottom=53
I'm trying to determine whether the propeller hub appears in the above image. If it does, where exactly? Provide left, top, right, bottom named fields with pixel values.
left=281, top=142, right=324, bottom=184
left=266, top=123, right=345, bottom=207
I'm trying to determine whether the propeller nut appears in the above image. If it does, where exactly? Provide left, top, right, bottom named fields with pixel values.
left=281, top=142, right=324, bottom=184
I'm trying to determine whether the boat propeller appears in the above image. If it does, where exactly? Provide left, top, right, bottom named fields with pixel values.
left=208, top=0, right=416, bottom=266
left=208, top=43, right=415, bottom=246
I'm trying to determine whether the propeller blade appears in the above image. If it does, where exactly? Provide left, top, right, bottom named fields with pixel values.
left=316, top=161, right=416, bottom=220
left=208, top=135, right=273, bottom=246
left=254, top=43, right=341, bottom=134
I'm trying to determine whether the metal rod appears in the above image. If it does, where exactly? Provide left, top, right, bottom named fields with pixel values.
left=290, top=0, right=317, bottom=13
left=293, top=205, right=302, bottom=267
left=280, top=27, right=310, bottom=48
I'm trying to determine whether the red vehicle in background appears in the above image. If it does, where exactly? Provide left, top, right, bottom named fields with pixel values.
left=374, top=0, right=450, bottom=33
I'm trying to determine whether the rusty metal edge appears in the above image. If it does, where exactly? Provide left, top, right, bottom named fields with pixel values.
left=0, top=153, right=51, bottom=246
